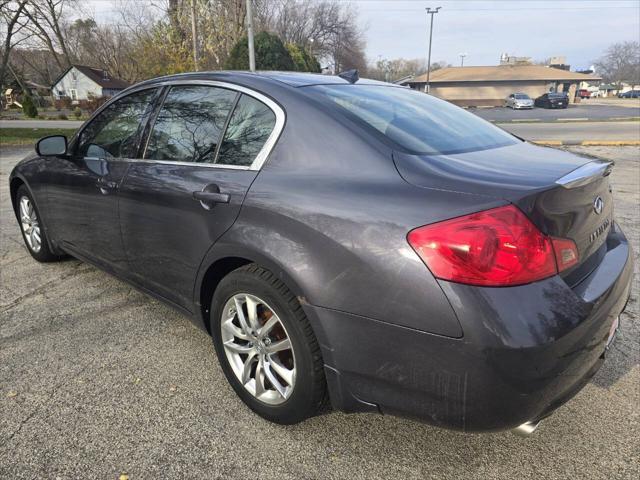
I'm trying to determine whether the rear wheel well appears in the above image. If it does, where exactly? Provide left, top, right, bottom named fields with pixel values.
left=199, top=257, right=252, bottom=334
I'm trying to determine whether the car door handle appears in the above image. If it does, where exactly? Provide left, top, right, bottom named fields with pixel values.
left=192, top=191, right=230, bottom=204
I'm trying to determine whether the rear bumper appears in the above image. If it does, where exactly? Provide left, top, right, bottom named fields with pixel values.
left=305, top=224, right=633, bottom=432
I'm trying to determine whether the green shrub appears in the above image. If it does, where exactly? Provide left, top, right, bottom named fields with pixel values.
left=73, top=107, right=82, bottom=118
left=286, top=43, right=321, bottom=72
left=22, top=95, right=38, bottom=118
left=57, top=113, right=68, bottom=120
left=225, top=31, right=295, bottom=71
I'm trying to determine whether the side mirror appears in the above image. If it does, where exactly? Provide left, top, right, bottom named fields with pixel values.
left=36, top=135, right=67, bottom=156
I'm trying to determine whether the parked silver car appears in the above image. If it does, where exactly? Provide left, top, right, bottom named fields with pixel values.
left=505, top=93, right=534, bottom=109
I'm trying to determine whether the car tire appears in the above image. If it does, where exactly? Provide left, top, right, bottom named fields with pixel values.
left=210, top=264, right=328, bottom=424
left=15, top=185, right=63, bottom=262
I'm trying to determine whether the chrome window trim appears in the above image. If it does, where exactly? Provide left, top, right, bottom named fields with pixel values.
left=139, top=79, right=285, bottom=171
left=82, top=156, right=251, bottom=170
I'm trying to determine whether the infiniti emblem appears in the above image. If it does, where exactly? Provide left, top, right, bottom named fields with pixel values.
left=593, top=196, right=604, bottom=215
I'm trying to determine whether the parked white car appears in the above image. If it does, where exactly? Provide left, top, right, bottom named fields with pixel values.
left=505, top=93, right=534, bottom=109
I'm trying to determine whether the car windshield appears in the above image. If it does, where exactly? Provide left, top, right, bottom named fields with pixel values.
left=548, top=93, right=566, bottom=98
left=514, top=94, right=530, bottom=99
left=307, top=85, right=518, bottom=155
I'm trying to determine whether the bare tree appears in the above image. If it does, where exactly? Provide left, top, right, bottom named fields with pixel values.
left=0, top=0, right=29, bottom=86
left=9, top=47, right=59, bottom=85
left=20, top=0, right=75, bottom=70
left=255, top=0, right=367, bottom=72
left=594, top=41, right=640, bottom=87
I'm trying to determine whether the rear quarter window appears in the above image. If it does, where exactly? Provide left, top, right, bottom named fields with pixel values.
left=217, top=94, right=276, bottom=167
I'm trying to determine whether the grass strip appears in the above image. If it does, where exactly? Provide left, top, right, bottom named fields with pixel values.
left=0, top=127, right=77, bottom=146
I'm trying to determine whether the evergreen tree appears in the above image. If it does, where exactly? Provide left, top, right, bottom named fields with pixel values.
left=286, top=43, right=321, bottom=73
left=226, top=32, right=295, bottom=71
left=22, top=94, right=38, bottom=118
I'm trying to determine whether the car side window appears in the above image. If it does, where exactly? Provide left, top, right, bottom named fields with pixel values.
left=216, top=94, right=276, bottom=167
left=77, top=89, right=156, bottom=159
left=144, top=85, right=237, bottom=163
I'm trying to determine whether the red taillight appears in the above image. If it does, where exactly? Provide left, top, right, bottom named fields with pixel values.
left=407, top=205, right=577, bottom=287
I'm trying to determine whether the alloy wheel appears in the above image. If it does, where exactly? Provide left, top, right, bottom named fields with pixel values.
left=19, top=196, right=41, bottom=253
left=221, top=293, right=296, bottom=405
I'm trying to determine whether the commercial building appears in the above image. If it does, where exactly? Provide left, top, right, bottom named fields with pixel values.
left=403, top=65, right=601, bottom=106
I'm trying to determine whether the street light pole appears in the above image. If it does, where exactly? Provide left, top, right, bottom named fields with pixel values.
left=425, top=7, right=441, bottom=94
left=246, top=0, right=256, bottom=72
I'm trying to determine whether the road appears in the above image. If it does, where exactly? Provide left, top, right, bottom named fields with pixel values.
left=499, top=121, right=640, bottom=142
left=1, top=145, right=639, bottom=479
left=473, top=102, right=640, bottom=122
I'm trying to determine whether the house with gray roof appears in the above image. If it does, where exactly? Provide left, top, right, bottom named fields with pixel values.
left=52, top=65, right=129, bottom=102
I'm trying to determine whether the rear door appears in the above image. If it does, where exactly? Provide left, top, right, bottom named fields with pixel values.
left=117, top=83, right=280, bottom=310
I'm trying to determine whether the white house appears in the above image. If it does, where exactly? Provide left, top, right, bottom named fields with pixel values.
left=52, top=65, right=129, bottom=102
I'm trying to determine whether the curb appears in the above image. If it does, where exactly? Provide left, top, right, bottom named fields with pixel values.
left=532, top=140, right=640, bottom=146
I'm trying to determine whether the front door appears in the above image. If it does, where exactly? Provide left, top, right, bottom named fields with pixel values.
left=118, top=84, right=278, bottom=310
left=47, top=88, right=159, bottom=270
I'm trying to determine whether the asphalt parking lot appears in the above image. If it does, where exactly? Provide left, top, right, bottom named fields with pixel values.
left=1, top=146, right=638, bottom=479
left=472, top=101, right=640, bottom=122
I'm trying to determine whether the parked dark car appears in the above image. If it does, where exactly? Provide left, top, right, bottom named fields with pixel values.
left=10, top=72, right=633, bottom=434
left=535, top=92, right=569, bottom=108
left=618, top=89, right=640, bottom=98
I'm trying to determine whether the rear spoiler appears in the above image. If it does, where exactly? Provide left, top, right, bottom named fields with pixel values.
left=555, top=161, right=613, bottom=189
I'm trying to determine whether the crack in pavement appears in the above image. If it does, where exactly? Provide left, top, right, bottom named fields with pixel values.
left=0, top=262, right=91, bottom=313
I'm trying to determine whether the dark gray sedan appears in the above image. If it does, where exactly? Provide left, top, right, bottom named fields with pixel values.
left=9, top=72, right=633, bottom=434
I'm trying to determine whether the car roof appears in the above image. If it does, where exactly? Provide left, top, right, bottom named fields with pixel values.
left=255, top=71, right=390, bottom=87
left=131, top=70, right=393, bottom=90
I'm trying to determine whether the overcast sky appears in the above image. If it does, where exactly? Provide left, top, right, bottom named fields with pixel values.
left=353, top=0, right=640, bottom=69
left=88, top=0, right=640, bottom=71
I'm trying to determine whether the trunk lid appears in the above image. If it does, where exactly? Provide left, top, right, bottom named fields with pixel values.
left=394, top=141, right=614, bottom=280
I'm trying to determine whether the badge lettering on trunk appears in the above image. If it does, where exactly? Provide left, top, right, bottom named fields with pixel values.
left=590, top=218, right=610, bottom=244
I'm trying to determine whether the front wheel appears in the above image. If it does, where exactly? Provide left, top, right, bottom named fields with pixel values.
left=15, top=185, right=62, bottom=262
left=210, top=264, right=327, bottom=424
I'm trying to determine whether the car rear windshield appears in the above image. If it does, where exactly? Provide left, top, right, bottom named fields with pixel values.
left=308, top=85, right=518, bottom=155
left=548, top=93, right=566, bottom=98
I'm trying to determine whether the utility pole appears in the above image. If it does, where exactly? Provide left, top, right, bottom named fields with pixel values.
left=191, top=0, right=199, bottom=71
left=246, top=0, right=256, bottom=72
left=425, top=6, right=441, bottom=94
left=459, top=53, right=467, bottom=67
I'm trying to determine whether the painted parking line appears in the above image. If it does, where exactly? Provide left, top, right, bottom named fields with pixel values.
left=533, top=140, right=640, bottom=146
